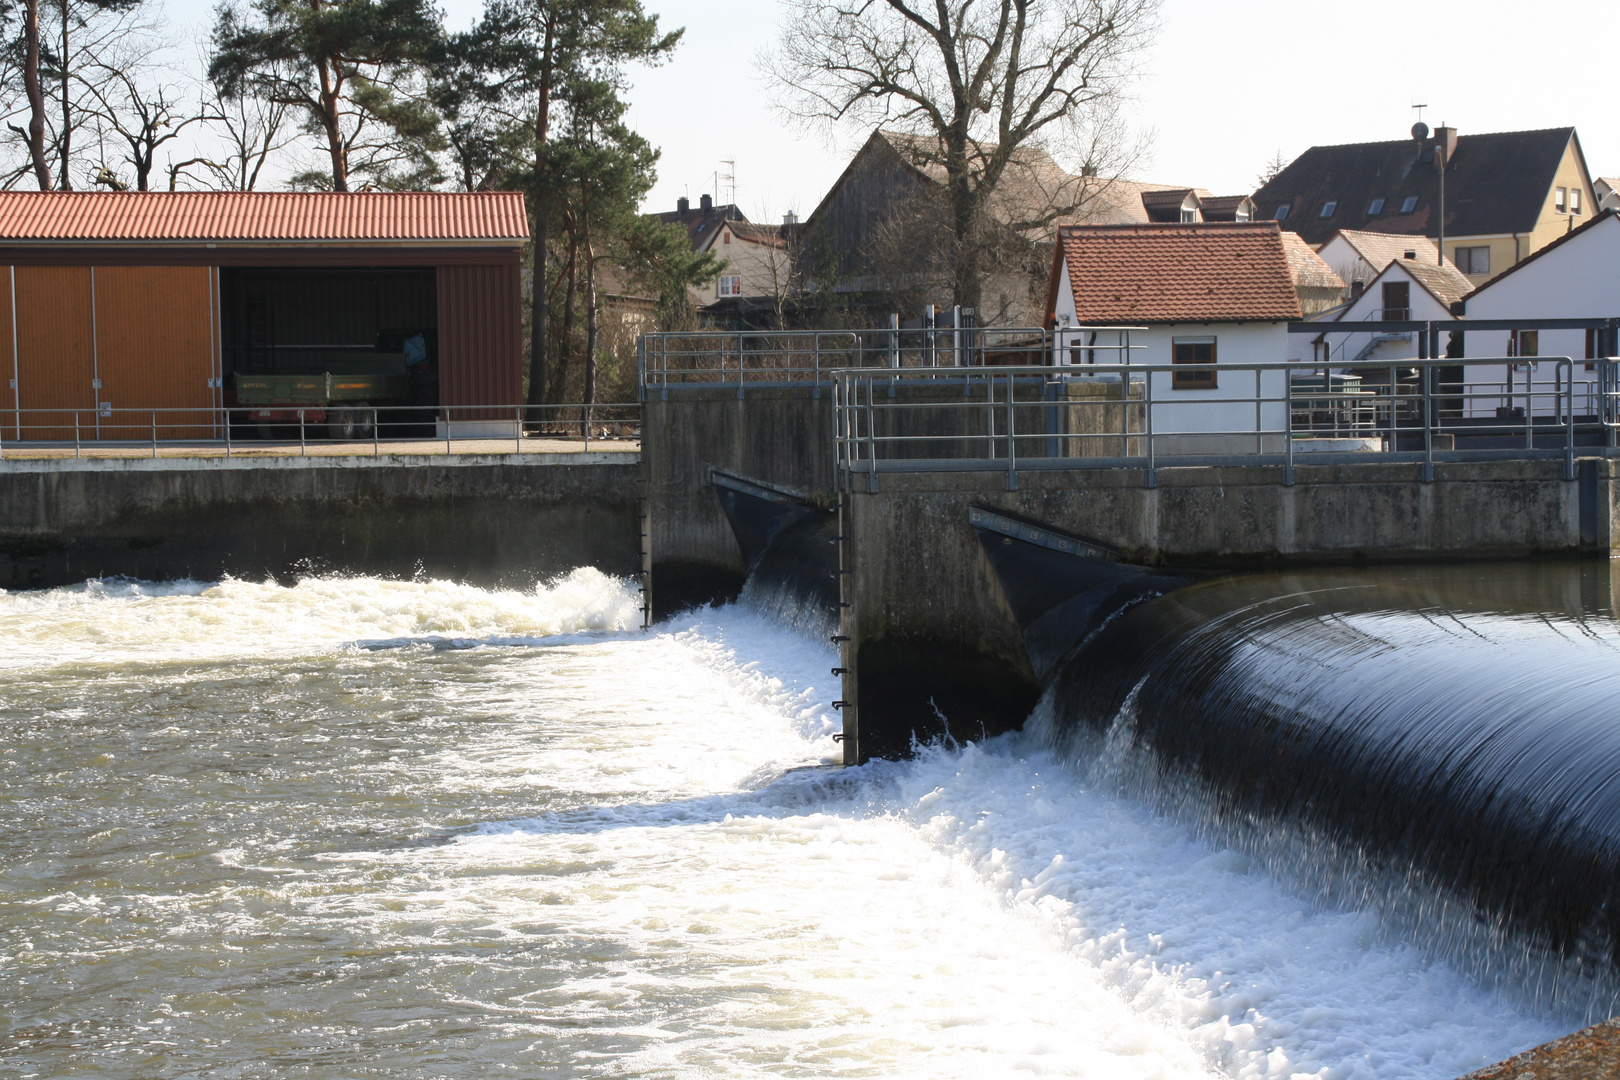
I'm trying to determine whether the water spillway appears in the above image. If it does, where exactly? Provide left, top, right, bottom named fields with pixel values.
left=711, top=470, right=840, bottom=635
left=997, top=556, right=1620, bottom=1014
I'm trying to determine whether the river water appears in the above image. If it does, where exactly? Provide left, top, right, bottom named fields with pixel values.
left=0, top=569, right=1580, bottom=1078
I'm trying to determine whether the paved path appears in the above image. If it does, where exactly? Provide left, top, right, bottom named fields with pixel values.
left=0, top=437, right=640, bottom=460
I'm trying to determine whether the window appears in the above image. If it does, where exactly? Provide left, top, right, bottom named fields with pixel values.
left=1274, top=204, right=1290, bottom=220
left=1319, top=201, right=1337, bottom=218
left=1555, top=187, right=1567, bottom=213
left=1172, top=337, right=1216, bottom=389
left=723, top=231, right=731, bottom=245
left=1368, top=198, right=1385, bottom=215
left=1234, top=205, right=1251, bottom=222
left=717, top=275, right=742, bottom=298
left=1515, top=330, right=1539, bottom=357
left=1571, top=188, right=1583, bottom=215
left=1455, top=246, right=1491, bottom=275
left=1401, top=196, right=1419, bottom=213
left=1381, top=281, right=1410, bottom=321
left=1180, top=208, right=1197, bottom=223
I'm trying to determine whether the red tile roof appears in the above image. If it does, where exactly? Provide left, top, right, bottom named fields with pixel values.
left=0, top=191, right=528, bottom=243
left=1051, top=222, right=1303, bottom=323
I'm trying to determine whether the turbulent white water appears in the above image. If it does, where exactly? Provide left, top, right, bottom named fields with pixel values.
left=0, top=569, right=1572, bottom=1078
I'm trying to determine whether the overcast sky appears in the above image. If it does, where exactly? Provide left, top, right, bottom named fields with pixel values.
left=164, top=0, right=1615, bottom=218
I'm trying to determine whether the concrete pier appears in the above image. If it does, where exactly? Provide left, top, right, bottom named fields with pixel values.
left=0, top=451, right=641, bottom=590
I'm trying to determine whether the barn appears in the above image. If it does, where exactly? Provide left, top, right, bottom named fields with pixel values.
left=0, top=191, right=528, bottom=441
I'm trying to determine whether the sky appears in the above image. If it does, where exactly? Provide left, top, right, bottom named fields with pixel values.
left=159, top=0, right=1617, bottom=218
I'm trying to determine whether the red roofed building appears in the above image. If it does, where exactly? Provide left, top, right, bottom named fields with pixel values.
left=1045, top=222, right=1303, bottom=454
left=0, top=191, right=529, bottom=441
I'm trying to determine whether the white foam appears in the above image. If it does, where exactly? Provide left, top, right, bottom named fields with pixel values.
left=0, top=575, right=1573, bottom=1077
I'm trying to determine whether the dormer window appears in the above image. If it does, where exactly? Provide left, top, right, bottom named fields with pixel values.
left=1234, top=205, right=1251, bottom=222
left=1274, top=204, right=1290, bottom=220
left=1319, top=201, right=1337, bottom=218
left=1368, top=198, right=1385, bottom=215
left=1400, top=196, right=1419, bottom=213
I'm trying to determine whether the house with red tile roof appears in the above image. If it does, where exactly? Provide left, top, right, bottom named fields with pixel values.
left=1045, top=222, right=1303, bottom=454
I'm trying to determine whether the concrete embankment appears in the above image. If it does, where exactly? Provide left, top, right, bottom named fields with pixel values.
left=0, top=452, right=641, bottom=590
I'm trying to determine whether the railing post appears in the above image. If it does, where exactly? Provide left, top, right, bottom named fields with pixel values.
left=515, top=405, right=522, bottom=454
left=299, top=409, right=307, bottom=456
left=1143, top=368, right=1156, bottom=488
left=1284, top=371, right=1295, bottom=486
left=1005, top=374, right=1017, bottom=491
left=1565, top=358, right=1576, bottom=482
left=374, top=408, right=381, bottom=456
left=1421, top=361, right=1434, bottom=483
left=225, top=406, right=232, bottom=458
left=1387, top=363, right=1397, bottom=452
left=74, top=411, right=81, bottom=459
left=584, top=403, right=591, bottom=453
left=736, top=331, right=745, bottom=400
left=864, top=376, right=879, bottom=493
left=151, top=408, right=157, bottom=459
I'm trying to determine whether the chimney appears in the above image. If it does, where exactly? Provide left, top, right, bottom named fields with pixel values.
left=1434, top=125, right=1458, bottom=162
left=700, top=193, right=713, bottom=212
left=782, top=211, right=799, bottom=225
left=1351, top=279, right=1367, bottom=300
left=676, top=195, right=689, bottom=216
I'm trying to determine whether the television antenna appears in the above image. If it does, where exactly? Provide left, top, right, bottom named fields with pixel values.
left=714, top=159, right=736, bottom=207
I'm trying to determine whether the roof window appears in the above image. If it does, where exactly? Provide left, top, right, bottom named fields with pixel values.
left=1274, top=204, right=1290, bottom=220
left=1368, top=198, right=1385, bottom=215
left=1319, top=201, right=1337, bottom=218
left=1401, top=196, right=1418, bottom=213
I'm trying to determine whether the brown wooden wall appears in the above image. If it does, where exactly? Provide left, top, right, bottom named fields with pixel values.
left=437, top=263, right=523, bottom=416
left=4, top=266, right=218, bottom=441
left=94, top=266, right=214, bottom=438
left=14, top=266, right=94, bottom=440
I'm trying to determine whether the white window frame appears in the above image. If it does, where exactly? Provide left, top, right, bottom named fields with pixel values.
left=717, top=275, right=742, bottom=298
left=1571, top=188, right=1582, bottom=215
left=1555, top=187, right=1567, bottom=213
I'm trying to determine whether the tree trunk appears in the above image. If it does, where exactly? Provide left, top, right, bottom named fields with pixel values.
left=551, top=240, right=577, bottom=402
left=317, top=60, right=347, bottom=191
left=57, top=1, right=71, bottom=189
left=583, top=240, right=598, bottom=408
left=22, top=0, right=51, bottom=189
left=528, top=219, right=549, bottom=407
left=523, top=22, right=555, bottom=410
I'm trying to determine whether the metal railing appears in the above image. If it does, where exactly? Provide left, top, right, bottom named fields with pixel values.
left=639, top=326, right=1136, bottom=398
left=834, top=357, right=1605, bottom=491
left=0, top=403, right=640, bottom=460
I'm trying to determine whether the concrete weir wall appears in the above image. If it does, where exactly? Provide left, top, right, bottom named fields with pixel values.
left=0, top=452, right=642, bottom=591
left=642, top=388, right=834, bottom=611
left=840, top=457, right=1620, bottom=763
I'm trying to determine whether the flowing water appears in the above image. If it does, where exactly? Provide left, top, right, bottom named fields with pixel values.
left=0, top=568, right=1586, bottom=1078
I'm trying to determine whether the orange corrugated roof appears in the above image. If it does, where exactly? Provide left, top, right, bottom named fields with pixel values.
left=1053, top=222, right=1302, bottom=323
left=0, top=191, right=528, bottom=243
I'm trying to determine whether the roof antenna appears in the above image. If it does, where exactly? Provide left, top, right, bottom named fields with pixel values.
left=1410, top=99, right=1429, bottom=141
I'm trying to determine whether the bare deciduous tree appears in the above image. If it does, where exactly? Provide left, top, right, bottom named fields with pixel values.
left=767, top=0, right=1160, bottom=311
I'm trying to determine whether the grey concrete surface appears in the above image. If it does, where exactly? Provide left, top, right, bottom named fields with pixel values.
left=0, top=453, right=641, bottom=591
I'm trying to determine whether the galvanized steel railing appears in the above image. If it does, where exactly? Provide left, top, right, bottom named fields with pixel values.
left=637, top=326, right=1141, bottom=397
left=834, top=358, right=1609, bottom=492
left=0, top=403, right=640, bottom=460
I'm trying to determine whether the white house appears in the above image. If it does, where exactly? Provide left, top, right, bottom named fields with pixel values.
left=1315, top=229, right=1441, bottom=293
left=1314, top=254, right=1473, bottom=367
left=1045, top=222, right=1302, bottom=455
left=1597, top=178, right=1620, bottom=213
left=1459, top=208, right=1620, bottom=417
